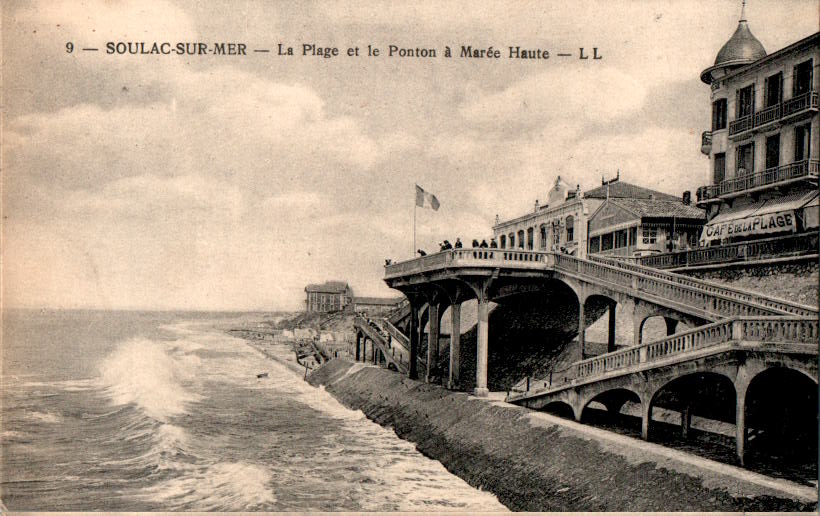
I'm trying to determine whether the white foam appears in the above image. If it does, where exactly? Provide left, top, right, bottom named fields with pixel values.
left=99, top=338, right=203, bottom=421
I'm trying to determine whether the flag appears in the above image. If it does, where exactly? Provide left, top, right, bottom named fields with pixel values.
left=415, top=184, right=440, bottom=211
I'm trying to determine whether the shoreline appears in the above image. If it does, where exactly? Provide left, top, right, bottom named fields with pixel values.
left=306, top=358, right=817, bottom=512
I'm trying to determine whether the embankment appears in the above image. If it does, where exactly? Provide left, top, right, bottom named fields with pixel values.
left=309, top=359, right=816, bottom=512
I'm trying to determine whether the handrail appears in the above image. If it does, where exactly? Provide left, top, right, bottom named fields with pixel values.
left=383, top=319, right=427, bottom=370
left=587, top=253, right=817, bottom=316
left=509, top=316, right=818, bottom=399
left=696, top=158, right=819, bottom=201
left=353, top=316, right=409, bottom=374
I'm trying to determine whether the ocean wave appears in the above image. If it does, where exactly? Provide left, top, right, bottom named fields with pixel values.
left=98, top=337, right=203, bottom=422
left=26, top=411, right=62, bottom=423
left=140, top=461, right=276, bottom=510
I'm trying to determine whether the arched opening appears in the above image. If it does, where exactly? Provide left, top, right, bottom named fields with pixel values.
left=639, top=315, right=689, bottom=344
left=648, top=372, right=736, bottom=460
left=539, top=224, right=548, bottom=250
left=745, top=367, right=817, bottom=476
left=517, top=229, right=525, bottom=249
left=580, top=388, right=642, bottom=436
left=527, top=227, right=534, bottom=250
left=541, top=401, right=575, bottom=420
left=582, top=295, right=619, bottom=355
left=508, top=233, right=515, bottom=248
left=565, top=215, right=575, bottom=243
left=500, top=234, right=506, bottom=249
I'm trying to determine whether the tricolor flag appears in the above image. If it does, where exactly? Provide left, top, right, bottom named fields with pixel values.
left=415, top=184, right=440, bottom=211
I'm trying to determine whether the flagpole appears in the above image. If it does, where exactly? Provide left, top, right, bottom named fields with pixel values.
left=413, top=197, right=417, bottom=258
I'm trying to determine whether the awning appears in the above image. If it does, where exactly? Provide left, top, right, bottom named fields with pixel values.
left=700, top=191, right=818, bottom=243
left=803, top=193, right=820, bottom=229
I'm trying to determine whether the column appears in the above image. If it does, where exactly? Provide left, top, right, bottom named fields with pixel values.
left=664, top=317, right=679, bottom=336
left=449, top=302, right=461, bottom=389
left=578, top=301, right=586, bottom=359
left=356, top=334, right=361, bottom=361
left=408, top=304, right=419, bottom=380
left=681, top=405, right=692, bottom=440
left=426, top=303, right=440, bottom=383
left=641, top=400, right=652, bottom=440
left=736, top=390, right=747, bottom=466
left=632, top=303, right=643, bottom=347
left=475, top=295, right=489, bottom=397
left=607, top=302, right=617, bottom=352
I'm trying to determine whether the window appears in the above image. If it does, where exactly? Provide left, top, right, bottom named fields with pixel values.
left=500, top=235, right=506, bottom=248
left=642, top=227, right=658, bottom=244
left=764, top=72, right=782, bottom=107
left=508, top=233, right=515, bottom=248
left=565, top=216, right=574, bottom=242
left=736, top=142, right=754, bottom=174
left=615, top=229, right=628, bottom=248
left=714, top=153, right=726, bottom=184
left=765, top=134, right=780, bottom=169
left=793, top=59, right=813, bottom=97
left=527, top=227, right=534, bottom=250
left=517, top=230, right=525, bottom=248
left=712, top=99, right=727, bottom=130
left=539, top=225, right=547, bottom=250
left=629, top=227, right=637, bottom=247
left=601, top=232, right=613, bottom=251
left=553, top=223, right=560, bottom=246
left=795, top=124, right=811, bottom=161
left=589, top=236, right=600, bottom=253
left=736, top=84, right=755, bottom=118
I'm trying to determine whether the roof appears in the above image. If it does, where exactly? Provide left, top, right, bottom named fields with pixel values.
left=353, top=296, right=404, bottom=306
left=607, top=198, right=706, bottom=220
left=583, top=180, right=679, bottom=201
left=305, top=281, right=350, bottom=293
left=700, top=5, right=768, bottom=84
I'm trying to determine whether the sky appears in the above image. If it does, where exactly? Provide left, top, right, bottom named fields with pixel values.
left=2, top=0, right=817, bottom=311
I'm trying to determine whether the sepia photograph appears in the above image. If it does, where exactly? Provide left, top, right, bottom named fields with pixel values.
left=2, top=0, right=819, bottom=512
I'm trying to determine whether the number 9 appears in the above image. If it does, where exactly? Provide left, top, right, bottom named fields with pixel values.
left=66, top=42, right=74, bottom=53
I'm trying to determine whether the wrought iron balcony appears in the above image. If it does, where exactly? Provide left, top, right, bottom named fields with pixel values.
left=696, top=159, right=819, bottom=203
left=700, top=131, right=712, bottom=155
left=728, top=90, right=818, bottom=138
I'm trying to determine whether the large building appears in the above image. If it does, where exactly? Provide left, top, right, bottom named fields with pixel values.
left=304, top=281, right=353, bottom=312
left=697, top=6, right=818, bottom=245
left=492, top=174, right=698, bottom=258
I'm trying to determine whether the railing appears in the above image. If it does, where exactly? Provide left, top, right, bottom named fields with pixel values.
left=728, top=90, right=817, bottom=138
left=384, top=248, right=551, bottom=278
left=381, top=318, right=427, bottom=372
left=634, top=232, right=819, bottom=270
left=509, top=316, right=818, bottom=400
left=696, top=159, right=819, bottom=202
left=588, top=253, right=817, bottom=316
left=353, top=316, right=409, bottom=374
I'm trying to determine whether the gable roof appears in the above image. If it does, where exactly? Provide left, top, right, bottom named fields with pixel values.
left=584, top=180, right=679, bottom=201
left=607, top=198, right=706, bottom=220
left=305, top=281, right=350, bottom=293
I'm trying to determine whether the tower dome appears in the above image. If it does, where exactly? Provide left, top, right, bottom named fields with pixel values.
left=700, top=1, right=766, bottom=84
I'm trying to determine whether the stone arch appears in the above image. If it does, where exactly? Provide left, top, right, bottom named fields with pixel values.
left=541, top=401, right=575, bottom=420
left=647, top=371, right=737, bottom=443
left=744, top=367, right=818, bottom=464
left=580, top=387, right=642, bottom=421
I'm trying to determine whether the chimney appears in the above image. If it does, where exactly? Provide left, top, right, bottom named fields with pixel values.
left=682, top=191, right=691, bottom=205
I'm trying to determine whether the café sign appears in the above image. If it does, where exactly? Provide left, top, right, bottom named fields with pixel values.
left=701, top=210, right=795, bottom=241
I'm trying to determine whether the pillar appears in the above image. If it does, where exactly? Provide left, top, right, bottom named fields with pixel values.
left=641, top=400, right=652, bottom=440
left=426, top=303, right=440, bottom=383
left=681, top=405, right=692, bottom=440
left=475, top=294, right=490, bottom=397
left=664, top=317, right=679, bottom=336
left=607, top=302, right=617, bottom=353
left=449, top=302, right=461, bottom=389
left=633, top=308, right=643, bottom=347
left=408, top=304, right=419, bottom=380
left=736, top=390, right=747, bottom=466
left=578, top=301, right=586, bottom=359
left=355, top=334, right=361, bottom=361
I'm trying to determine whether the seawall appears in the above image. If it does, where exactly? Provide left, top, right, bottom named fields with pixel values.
left=308, top=359, right=817, bottom=512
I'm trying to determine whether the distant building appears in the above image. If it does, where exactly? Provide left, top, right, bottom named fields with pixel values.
left=697, top=7, right=818, bottom=245
left=353, top=296, right=404, bottom=313
left=588, top=195, right=706, bottom=257
left=493, top=173, right=687, bottom=258
left=304, top=281, right=353, bottom=312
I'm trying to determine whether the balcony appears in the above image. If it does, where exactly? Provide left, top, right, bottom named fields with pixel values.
left=700, top=131, right=712, bottom=155
left=728, top=90, right=818, bottom=139
left=696, top=159, right=819, bottom=203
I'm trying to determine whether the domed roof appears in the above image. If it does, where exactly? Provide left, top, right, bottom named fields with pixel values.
left=714, top=20, right=766, bottom=66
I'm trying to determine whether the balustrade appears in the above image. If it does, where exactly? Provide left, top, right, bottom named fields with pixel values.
left=696, top=159, right=819, bottom=202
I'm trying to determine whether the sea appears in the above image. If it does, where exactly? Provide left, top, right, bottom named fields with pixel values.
left=1, top=309, right=507, bottom=512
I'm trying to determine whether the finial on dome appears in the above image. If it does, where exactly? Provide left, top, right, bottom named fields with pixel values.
left=739, top=0, right=747, bottom=22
